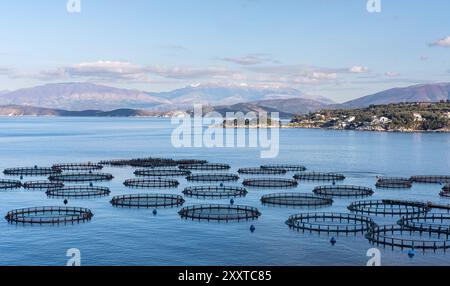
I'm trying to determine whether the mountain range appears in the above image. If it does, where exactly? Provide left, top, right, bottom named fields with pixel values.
left=0, top=82, right=449, bottom=117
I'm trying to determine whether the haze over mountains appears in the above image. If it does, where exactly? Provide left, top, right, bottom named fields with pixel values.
left=0, top=82, right=449, bottom=117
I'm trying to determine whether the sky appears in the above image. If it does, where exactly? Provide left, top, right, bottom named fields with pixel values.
left=0, top=0, right=449, bottom=102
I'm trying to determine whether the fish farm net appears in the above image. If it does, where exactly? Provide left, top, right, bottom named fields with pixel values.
left=0, top=179, right=22, bottom=190
left=397, top=214, right=450, bottom=234
left=261, top=193, right=333, bottom=207
left=441, top=184, right=450, bottom=197
left=178, top=204, right=261, bottom=222
left=23, top=181, right=64, bottom=190
left=410, top=175, right=450, bottom=184
left=286, top=212, right=376, bottom=233
left=52, top=163, right=103, bottom=171
left=46, top=186, right=111, bottom=198
left=3, top=166, right=61, bottom=176
left=375, top=177, right=412, bottom=189
left=48, top=172, right=114, bottom=183
left=348, top=200, right=429, bottom=216
left=5, top=206, right=93, bottom=225
left=242, top=178, right=298, bottom=188
left=366, top=225, right=450, bottom=250
left=110, top=194, right=185, bottom=208
left=260, top=164, right=306, bottom=172
left=134, top=169, right=191, bottom=177
left=313, top=185, right=374, bottom=198
left=124, top=178, right=180, bottom=188
left=179, top=163, right=231, bottom=171
left=237, top=167, right=287, bottom=175
left=293, top=172, right=345, bottom=181
left=186, top=173, right=239, bottom=182
left=175, top=159, right=208, bottom=165
left=183, top=186, right=248, bottom=199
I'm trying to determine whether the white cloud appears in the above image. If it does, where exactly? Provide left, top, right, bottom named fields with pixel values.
left=430, top=36, right=450, bottom=47
left=349, top=66, right=369, bottom=73
left=384, top=71, right=400, bottom=77
left=219, top=54, right=278, bottom=66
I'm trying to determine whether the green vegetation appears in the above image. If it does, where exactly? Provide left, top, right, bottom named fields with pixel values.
left=288, top=102, right=450, bottom=132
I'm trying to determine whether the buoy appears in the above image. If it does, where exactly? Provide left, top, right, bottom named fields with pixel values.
left=230, top=198, right=235, bottom=205
left=20, top=176, right=23, bottom=180
left=332, top=181, right=336, bottom=185
left=89, top=170, right=93, bottom=174
left=220, top=183, right=223, bottom=187
left=408, top=249, right=415, bottom=258
left=63, top=199, right=68, bottom=205
left=330, top=236, right=337, bottom=245
left=153, top=209, right=157, bottom=215
left=250, top=225, right=256, bottom=233
left=89, top=182, right=93, bottom=187
left=34, top=165, right=38, bottom=169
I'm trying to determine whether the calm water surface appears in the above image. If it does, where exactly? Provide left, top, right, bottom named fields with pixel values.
left=0, top=117, right=449, bottom=266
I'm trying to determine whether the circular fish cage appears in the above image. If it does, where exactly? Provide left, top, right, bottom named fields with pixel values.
left=124, top=178, right=180, bottom=188
left=313, top=185, right=373, bottom=198
left=186, top=173, right=239, bottom=182
left=261, top=193, right=333, bottom=207
left=52, top=163, right=103, bottom=172
left=48, top=172, right=114, bottom=183
left=179, top=163, right=231, bottom=171
left=242, top=178, right=298, bottom=188
left=293, top=172, right=345, bottom=181
left=366, top=225, right=450, bottom=250
left=398, top=214, right=450, bottom=234
left=23, top=181, right=64, bottom=191
left=178, top=204, right=261, bottom=222
left=3, top=166, right=61, bottom=177
left=348, top=200, right=429, bottom=216
left=441, top=184, right=450, bottom=198
left=0, top=179, right=22, bottom=190
left=410, top=175, right=450, bottom=184
left=286, top=213, right=376, bottom=233
left=111, top=194, right=185, bottom=208
left=46, top=186, right=111, bottom=198
left=134, top=169, right=191, bottom=177
left=375, top=177, right=412, bottom=189
left=99, top=157, right=177, bottom=168
left=175, top=159, right=208, bottom=165
left=260, top=164, right=306, bottom=172
left=183, top=186, right=247, bottom=199
left=237, top=167, right=287, bottom=175
left=5, top=206, right=93, bottom=225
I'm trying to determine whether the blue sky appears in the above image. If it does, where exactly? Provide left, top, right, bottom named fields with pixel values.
left=0, top=0, right=449, bottom=102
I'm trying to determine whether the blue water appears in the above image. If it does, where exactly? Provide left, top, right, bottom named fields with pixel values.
left=0, top=117, right=449, bottom=266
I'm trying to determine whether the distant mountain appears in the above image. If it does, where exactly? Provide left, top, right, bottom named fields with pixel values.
left=0, top=82, right=170, bottom=111
left=0, top=82, right=334, bottom=112
left=203, top=102, right=294, bottom=118
left=343, top=83, right=450, bottom=108
left=0, top=105, right=159, bottom=117
left=252, top=97, right=331, bottom=115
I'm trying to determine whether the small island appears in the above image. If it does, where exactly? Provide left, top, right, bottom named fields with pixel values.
left=287, top=102, right=450, bottom=132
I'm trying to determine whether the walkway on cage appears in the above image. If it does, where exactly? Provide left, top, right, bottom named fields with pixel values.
left=48, top=172, right=114, bottom=183
left=398, top=214, right=450, bottom=234
left=111, top=194, right=185, bottom=208
left=46, top=186, right=111, bottom=198
left=260, top=164, right=306, bottom=172
left=3, top=166, right=61, bottom=177
left=183, top=185, right=247, bottom=199
left=52, top=162, right=103, bottom=172
left=0, top=179, right=22, bottom=190
left=286, top=212, right=376, bottom=234
left=124, top=178, right=180, bottom=188
left=179, top=163, right=230, bottom=171
left=175, top=159, right=208, bottom=165
left=5, top=206, right=93, bottom=225
left=366, top=225, right=450, bottom=250
left=410, top=175, right=450, bottom=184
left=294, top=172, right=345, bottom=181
left=23, top=181, right=64, bottom=191
left=348, top=200, right=429, bottom=216
left=134, top=168, right=190, bottom=177
left=238, top=167, right=287, bottom=175
left=261, top=193, right=333, bottom=207
left=375, top=177, right=412, bottom=189
left=99, top=157, right=178, bottom=168
left=313, top=185, right=373, bottom=198
left=242, top=178, right=298, bottom=188
left=178, top=204, right=261, bottom=222
left=186, top=173, right=239, bottom=182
